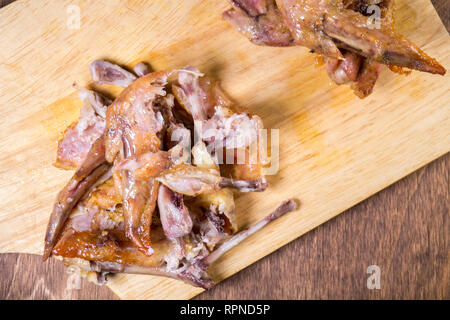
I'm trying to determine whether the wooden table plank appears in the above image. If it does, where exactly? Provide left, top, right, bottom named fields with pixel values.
left=1, top=153, right=447, bottom=299
left=0, top=252, right=118, bottom=300
left=198, top=153, right=449, bottom=299
left=431, top=0, right=450, bottom=31
left=0, top=0, right=448, bottom=299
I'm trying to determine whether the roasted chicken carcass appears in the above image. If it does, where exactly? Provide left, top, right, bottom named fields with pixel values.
left=43, top=60, right=297, bottom=288
left=223, top=0, right=446, bottom=98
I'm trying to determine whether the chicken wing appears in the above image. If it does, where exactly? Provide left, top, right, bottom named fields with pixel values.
left=224, top=0, right=446, bottom=97
left=43, top=135, right=109, bottom=260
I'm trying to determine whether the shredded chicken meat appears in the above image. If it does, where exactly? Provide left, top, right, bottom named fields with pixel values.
left=44, top=60, right=297, bottom=288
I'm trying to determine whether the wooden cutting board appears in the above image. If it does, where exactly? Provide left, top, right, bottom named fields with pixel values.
left=0, top=0, right=448, bottom=300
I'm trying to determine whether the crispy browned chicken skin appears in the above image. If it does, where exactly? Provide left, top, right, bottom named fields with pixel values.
left=223, top=0, right=445, bottom=97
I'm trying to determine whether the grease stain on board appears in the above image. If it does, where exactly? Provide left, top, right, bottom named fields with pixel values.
left=39, top=93, right=82, bottom=142
left=292, top=112, right=352, bottom=171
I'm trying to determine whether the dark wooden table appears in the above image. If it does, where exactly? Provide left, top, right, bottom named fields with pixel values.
left=0, top=0, right=448, bottom=300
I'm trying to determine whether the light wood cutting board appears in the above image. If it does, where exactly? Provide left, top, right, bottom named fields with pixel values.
left=0, top=0, right=448, bottom=300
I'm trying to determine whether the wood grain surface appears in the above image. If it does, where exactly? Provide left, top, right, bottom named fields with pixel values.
left=0, top=0, right=448, bottom=300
